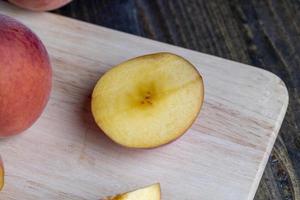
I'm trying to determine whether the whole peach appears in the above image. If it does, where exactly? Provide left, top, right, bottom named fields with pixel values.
left=8, top=0, right=72, bottom=11
left=0, top=14, right=52, bottom=137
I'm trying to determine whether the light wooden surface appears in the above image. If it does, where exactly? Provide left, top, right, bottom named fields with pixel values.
left=0, top=1, right=288, bottom=200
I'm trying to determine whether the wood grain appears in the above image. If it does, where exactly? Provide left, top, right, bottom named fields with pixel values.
left=0, top=1, right=289, bottom=200
left=52, top=0, right=300, bottom=199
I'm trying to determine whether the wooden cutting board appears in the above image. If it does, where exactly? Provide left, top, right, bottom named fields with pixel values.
left=0, top=1, right=288, bottom=200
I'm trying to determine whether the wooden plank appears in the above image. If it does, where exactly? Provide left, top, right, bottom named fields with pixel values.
left=0, top=1, right=288, bottom=199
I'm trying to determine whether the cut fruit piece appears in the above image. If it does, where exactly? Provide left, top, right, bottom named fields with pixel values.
left=103, top=183, right=161, bottom=200
left=0, top=156, right=4, bottom=191
left=92, top=52, right=204, bottom=148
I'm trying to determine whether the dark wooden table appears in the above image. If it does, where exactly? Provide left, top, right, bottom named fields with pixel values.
left=54, top=0, right=300, bottom=199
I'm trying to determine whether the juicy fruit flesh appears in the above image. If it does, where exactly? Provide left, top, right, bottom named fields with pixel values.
left=104, top=183, right=161, bottom=200
left=0, top=156, right=4, bottom=191
left=92, top=53, right=204, bottom=148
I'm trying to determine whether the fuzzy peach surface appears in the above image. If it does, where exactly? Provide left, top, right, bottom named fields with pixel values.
left=8, top=0, right=72, bottom=11
left=0, top=14, right=52, bottom=137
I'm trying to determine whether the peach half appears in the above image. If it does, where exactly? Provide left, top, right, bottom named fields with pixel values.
left=92, top=53, right=204, bottom=148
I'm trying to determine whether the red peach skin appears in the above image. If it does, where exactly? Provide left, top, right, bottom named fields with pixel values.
left=8, top=0, right=72, bottom=11
left=0, top=14, right=52, bottom=137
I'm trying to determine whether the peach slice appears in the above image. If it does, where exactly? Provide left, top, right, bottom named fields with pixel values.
left=0, top=156, right=4, bottom=191
left=92, top=53, right=204, bottom=148
left=103, top=183, right=161, bottom=200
